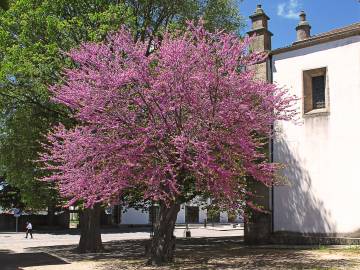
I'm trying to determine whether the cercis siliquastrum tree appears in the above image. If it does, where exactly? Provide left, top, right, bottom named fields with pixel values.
left=40, top=22, right=296, bottom=264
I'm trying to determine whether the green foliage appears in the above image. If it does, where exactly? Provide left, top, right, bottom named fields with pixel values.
left=0, top=0, right=9, bottom=10
left=125, top=0, right=243, bottom=55
left=202, top=0, right=244, bottom=34
left=0, top=176, right=25, bottom=209
left=134, top=0, right=243, bottom=34
left=0, top=0, right=135, bottom=209
left=206, top=205, right=220, bottom=222
left=0, top=0, right=243, bottom=209
left=0, top=104, right=60, bottom=208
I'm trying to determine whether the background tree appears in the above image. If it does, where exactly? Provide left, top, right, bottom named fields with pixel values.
left=0, top=0, right=136, bottom=210
left=40, top=23, right=296, bottom=264
left=0, top=0, right=243, bottom=253
left=0, top=176, right=25, bottom=210
left=0, top=0, right=9, bottom=10
left=128, top=0, right=243, bottom=52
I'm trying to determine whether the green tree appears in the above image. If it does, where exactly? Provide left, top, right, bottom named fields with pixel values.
left=0, top=176, right=25, bottom=210
left=0, top=0, right=136, bottom=210
left=0, top=0, right=9, bottom=10
left=202, top=0, right=243, bottom=33
left=127, top=0, right=243, bottom=53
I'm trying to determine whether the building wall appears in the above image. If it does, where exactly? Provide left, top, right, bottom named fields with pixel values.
left=220, top=212, right=228, bottom=223
left=175, top=204, right=208, bottom=224
left=272, top=35, right=360, bottom=234
left=121, top=208, right=149, bottom=225
left=120, top=198, right=243, bottom=225
left=176, top=206, right=186, bottom=224
left=120, top=203, right=209, bottom=225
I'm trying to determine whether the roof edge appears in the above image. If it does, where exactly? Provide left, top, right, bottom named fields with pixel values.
left=272, top=23, right=360, bottom=55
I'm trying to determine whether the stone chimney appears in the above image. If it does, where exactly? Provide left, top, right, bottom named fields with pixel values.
left=247, top=4, right=273, bottom=53
left=296, top=11, right=311, bottom=41
left=245, top=5, right=273, bottom=245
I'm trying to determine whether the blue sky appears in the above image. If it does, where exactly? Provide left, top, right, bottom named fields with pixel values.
left=239, top=0, right=360, bottom=49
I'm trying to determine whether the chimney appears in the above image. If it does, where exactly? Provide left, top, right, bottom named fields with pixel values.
left=251, top=5, right=268, bottom=31
left=296, top=11, right=311, bottom=41
left=247, top=4, right=273, bottom=52
left=245, top=4, right=273, bottom=245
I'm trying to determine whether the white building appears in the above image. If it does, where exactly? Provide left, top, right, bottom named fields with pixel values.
left=245, top=5, right=360, bottom=243
left=272, top=21, right=360, bottom=236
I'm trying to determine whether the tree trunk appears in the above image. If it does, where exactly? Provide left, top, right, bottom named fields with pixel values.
left=47, top=205, right=55, bottom=227
left=78, top=204, right=103, bottom=253
left=148, top=202, right=181, bottom=265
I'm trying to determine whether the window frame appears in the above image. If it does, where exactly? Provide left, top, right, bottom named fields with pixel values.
left=302, top=67, right=330, bottom=116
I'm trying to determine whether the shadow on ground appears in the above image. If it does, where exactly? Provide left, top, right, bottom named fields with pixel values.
left=0, top=249, right=68, bottom=270
left=28, top=237, right=360, bottom=270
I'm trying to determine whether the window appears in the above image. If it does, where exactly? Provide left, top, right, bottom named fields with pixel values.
left=312, top=75, right=325, bottom=109
left=303, top=67, right=328, bottom=114
left=185, top=206, right=199, bottom=223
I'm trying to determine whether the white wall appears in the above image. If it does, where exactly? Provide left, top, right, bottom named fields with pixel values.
left=199, top=208, right=208, bottom=223
left=272, top=35, right=360, bottom=234
left=176, top=205, right=207, bottom=224
left=121, top=208, right=149, bottom=225
left=120, top=197, right=244, bottom=224
left=176, top=205, right=185, bottom=224
left=220, top=212, right=228, bottom=223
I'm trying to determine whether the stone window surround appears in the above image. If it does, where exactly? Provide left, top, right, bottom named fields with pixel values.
left=302, top=66, right=330, bottom=117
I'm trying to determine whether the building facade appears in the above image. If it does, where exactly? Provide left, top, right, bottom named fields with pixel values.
left=272, top=24, right=360, bottom=236
left=248, top=5, right=360, bottom=238
left=119, top=198, right=243, bottom=225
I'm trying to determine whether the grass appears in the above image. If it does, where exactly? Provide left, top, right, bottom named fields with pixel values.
left=316, top=244, right=360, bottom=254
left=345, top=245, right=360, bottom=252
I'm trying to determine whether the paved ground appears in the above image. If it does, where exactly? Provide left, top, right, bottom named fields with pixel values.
left=0, top=225, right=243, bottom=253
left=0, top=226, right=243, bottom=269
left=1, top=226, right=360, bottom=270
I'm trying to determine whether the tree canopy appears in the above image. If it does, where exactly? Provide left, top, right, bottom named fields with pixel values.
left=0, top=0, right=243, bottom=209
left=39, top=22, right=296, bottom=262
left=41, top=21, right=296, bottom=210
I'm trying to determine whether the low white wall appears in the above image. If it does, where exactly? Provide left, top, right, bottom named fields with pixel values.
left=120, top=199, right=244, bottom=225
left=121, top=208, right=149, bottom=225
left=199, top=208, right=207, bottom=224
left=220, top=212, right=228, bottom=223
left=176, top=203, right=207, bottom=224
left=176, top=206, right=185, bottom=224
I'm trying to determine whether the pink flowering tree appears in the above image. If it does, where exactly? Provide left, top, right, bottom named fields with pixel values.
left=40, top=22, right=296, bottom=263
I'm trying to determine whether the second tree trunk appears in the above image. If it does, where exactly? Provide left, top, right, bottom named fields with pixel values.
left=78, top=204, right=103, bottom=253
left=149, top=202, right=181, bottom=265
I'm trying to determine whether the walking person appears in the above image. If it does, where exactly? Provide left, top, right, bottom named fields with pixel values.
left=25, top=221, right=33, bottom=239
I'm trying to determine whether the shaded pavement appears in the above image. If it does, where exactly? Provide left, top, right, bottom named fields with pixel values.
left=0, top=249, right=68, bottom=270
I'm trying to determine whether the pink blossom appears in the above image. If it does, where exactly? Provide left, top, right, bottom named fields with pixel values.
left=39, top=22, right=296, bottom=210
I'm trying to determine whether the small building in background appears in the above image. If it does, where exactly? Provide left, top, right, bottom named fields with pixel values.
left=118, top=198, right=243, bottom=226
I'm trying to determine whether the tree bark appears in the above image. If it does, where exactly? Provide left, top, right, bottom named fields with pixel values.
left=47, top=205, right=55, bottom=227
left=148, top=202, right=181, bottom=265
left=78, top=204, right=103, bottom=253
